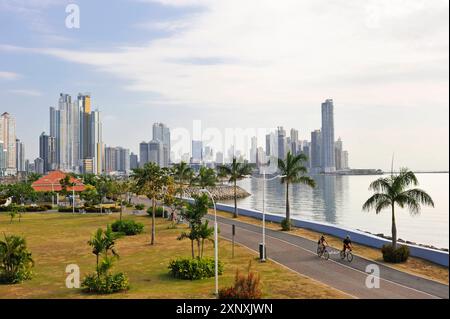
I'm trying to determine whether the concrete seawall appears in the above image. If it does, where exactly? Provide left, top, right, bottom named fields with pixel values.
left=185, top=198, right=449, bottom=267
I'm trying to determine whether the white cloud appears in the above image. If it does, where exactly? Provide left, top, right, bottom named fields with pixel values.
left=0, top=71, right=20, bottom=80
left=2, top=0, right=448, bottom=112
left=8, top=89, right=42, bottom=96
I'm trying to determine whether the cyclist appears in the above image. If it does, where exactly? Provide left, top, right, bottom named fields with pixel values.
left=317, top=235, right=328, bottom=254
left=342, top=235, right=353, bottom=255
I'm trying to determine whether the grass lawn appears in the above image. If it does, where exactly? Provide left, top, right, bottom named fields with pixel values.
left=0, top=212, right=348, bottom=299
left=215, top=210, right=449, bottom=285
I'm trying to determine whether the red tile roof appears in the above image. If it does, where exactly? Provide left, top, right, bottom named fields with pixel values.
left=31, top=171, right=86, bottom=192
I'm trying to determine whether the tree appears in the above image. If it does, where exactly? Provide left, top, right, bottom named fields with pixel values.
left=172, top=161, right=194, bottom=186
left=132, top=163, right=168, bottom=245
left=197, top=220, right=215, bottom=258
left=87, top=225, right=119, bottom=279
left=193, top=167, right=217, bottom=188
left=218, top=158, right=252, bottom=218
left=362, top=168, right=434, bottom=249
left=178, top=194, right=212, bottom=258
left=26, top=173, right=42, bottom=184
left=278, top=151, right=316, bottom=230
left=0, top=234, right=34, bottom=283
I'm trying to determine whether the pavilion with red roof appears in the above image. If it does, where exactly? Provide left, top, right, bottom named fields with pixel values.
left=31, top=171, right=86, bottom=192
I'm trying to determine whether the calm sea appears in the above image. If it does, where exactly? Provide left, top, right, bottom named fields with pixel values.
left=220, top=173, right=449, bottom=249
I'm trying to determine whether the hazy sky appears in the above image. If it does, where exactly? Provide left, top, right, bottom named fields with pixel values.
left=0, top=0, right=448, bottom=170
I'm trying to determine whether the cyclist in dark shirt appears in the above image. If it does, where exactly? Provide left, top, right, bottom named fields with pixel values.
left=318, top=235, right=328, bottom=253
left=343, top=235, right=353, bottom=254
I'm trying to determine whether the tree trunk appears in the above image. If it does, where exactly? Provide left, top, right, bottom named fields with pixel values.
left=201, top=239, right=205, bottom=258
left=233, top=179, right=238, bottom=218
left=120, top=197, right=123, bottom=221
left=391, top=203, right=397, bottom=249
left=151, top=198, right=156, bottom=245
left=191, top=240, right=195, bottom=259
left=197, top=239, right=201, bottom=259
left=286, top=182, right=290, bottom=229
left=96, top=254, right=100, bottom=279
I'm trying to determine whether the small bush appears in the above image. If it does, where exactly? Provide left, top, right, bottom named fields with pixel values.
left=111, top=220, right=144, bottom=236
left=134, top=204, right=145, bottom=210
left=24, top=205, right=49, bottom=212
left=281, top=218, right=292, bottom=231
left=0, top=235, right=34, bottom=284
left=219, top=262, right=262, bottom=299
left=381, top=244, right=410, bottom=263
left=81, top=272, right=129, bottom=294
left=58, top=206, right=78, bottom=213
left=147, top=206, right=167, bottom=218
left=168, top=258, right=223, bottom=280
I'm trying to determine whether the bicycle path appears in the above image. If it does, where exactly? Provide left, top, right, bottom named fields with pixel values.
left=207, top=214, right=449, bottom=299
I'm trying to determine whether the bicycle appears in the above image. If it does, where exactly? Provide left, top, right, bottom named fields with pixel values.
left=340, top=249, right=353, bottom=262
left=317, top=245, right=329, bottom=260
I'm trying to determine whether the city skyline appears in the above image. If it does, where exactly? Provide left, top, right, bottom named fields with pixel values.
left=0, top=0, right=448, bottom=171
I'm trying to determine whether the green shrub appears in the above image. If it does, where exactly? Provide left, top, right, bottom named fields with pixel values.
left=168, top=258, right=223, bottom=280
left=58, top=206, right=78, bottom=213
left=381, top=244, right=410, bottom=263
left=147, top=206, right=167, bottom=218
left=134, top=204, right=145, bottom=210
left=219, top=262, right=262, bottom=299
left=111, top=220, right=144, bottom=236
left=281, top=218, right=292, bottom=231
left=81, top=272, right=129, bottom=294
left=24, top=205, right=49, bottom=212
left=0, top=235, right=34, bottom=284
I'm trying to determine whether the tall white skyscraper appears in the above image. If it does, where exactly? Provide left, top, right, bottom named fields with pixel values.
left=49, top=93, right=103, bottom=174
left=152, top=123, right=170, bottom=166
left=321, top=99, right=336, bottom=173
left=0, top=112, right=17, bottom=175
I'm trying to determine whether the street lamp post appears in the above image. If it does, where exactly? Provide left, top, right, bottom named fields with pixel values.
left=199, top=188, right=219, bottom=296
left=252, top=171, right=286, bottom=262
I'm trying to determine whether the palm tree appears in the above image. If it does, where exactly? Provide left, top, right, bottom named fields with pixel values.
left=194, top=167, right=217, bottom=188
left=178, top=194, right=211, bottom=258
left=198, top=220, right=215, bottom=258
left=132, top=163, right=168, bottom=245
left=218, top=158, right=252, bottom=218
left=0, top=234, right=34, bottom=283
left=87, top=225, right=119, bottom=278
left=362, top=168, right=434, bottom=249
left=172, top=162, right=194, bottom=186
left=278, top=151, right=316, bottom=230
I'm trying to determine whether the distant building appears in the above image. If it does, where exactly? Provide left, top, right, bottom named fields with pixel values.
left=321, top=99, right=336, bottom=173
left=250, top=136, right=257, bottom=163
left=104, top=146, right=130, bottom=174
left=277, top=126, right=286, bottom=160
left=39, top=132, right=57, bottom=174
left=34, top=157, right=45, bottom=175
left=215, top=151, right=224, bottom=165
left=0, top=112, right=17, bottom=175
left=310, top=130, right=322, bottom=173
left=191, top=140, right=203, bottom=163
left=152, top=123, right=170, bottom=164
left=130, top=152, right=139, bottom=170
left=15, top=138, right=25, bottom=173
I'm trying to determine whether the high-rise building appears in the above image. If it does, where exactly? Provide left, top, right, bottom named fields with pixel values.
left=0, top=112, right=17, bottom=175
left=149, top=140, right=165, bottom=167
left=191, top=140, right=203, bottom=163
left=15, top=138, right=25, bottom=173
left=152, top=123, right=170, bottom=165
left=39, top=132, right=57, bottom=174
left=277, top=126, right=286, bottom=160
left=342, top=150, right=349, bottom=169
left=130, top=152, right=139, bottom=170
left=321, top=99, right=336, bottom=173
left=139, top=142, right=149, bottom=167
left=34, top=157, right=45, bottom=175
left=310, top=130, right=322, bottom=172
left=215, top=152, right=224, bottom=165
left=290, top=129, right=299, bottom=156
left=49, top=93, right=102, bottom=174
left=335, top=137, right=343, bottom=171
left=250, top=136, right=257, bottom=163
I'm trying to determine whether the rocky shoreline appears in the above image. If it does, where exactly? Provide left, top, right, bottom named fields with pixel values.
left=183, top=185, right=251, bottom=201
left=357, top=229, right=449, bottom=252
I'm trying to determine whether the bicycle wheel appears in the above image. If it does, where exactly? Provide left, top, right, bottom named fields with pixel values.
left=323, top=250, right=329, bottom=260
left=340, top=251, right=345, bottom=260
left=317, top=247, right=323, bottom=257
left=347, top=252, right=353, bottom=262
